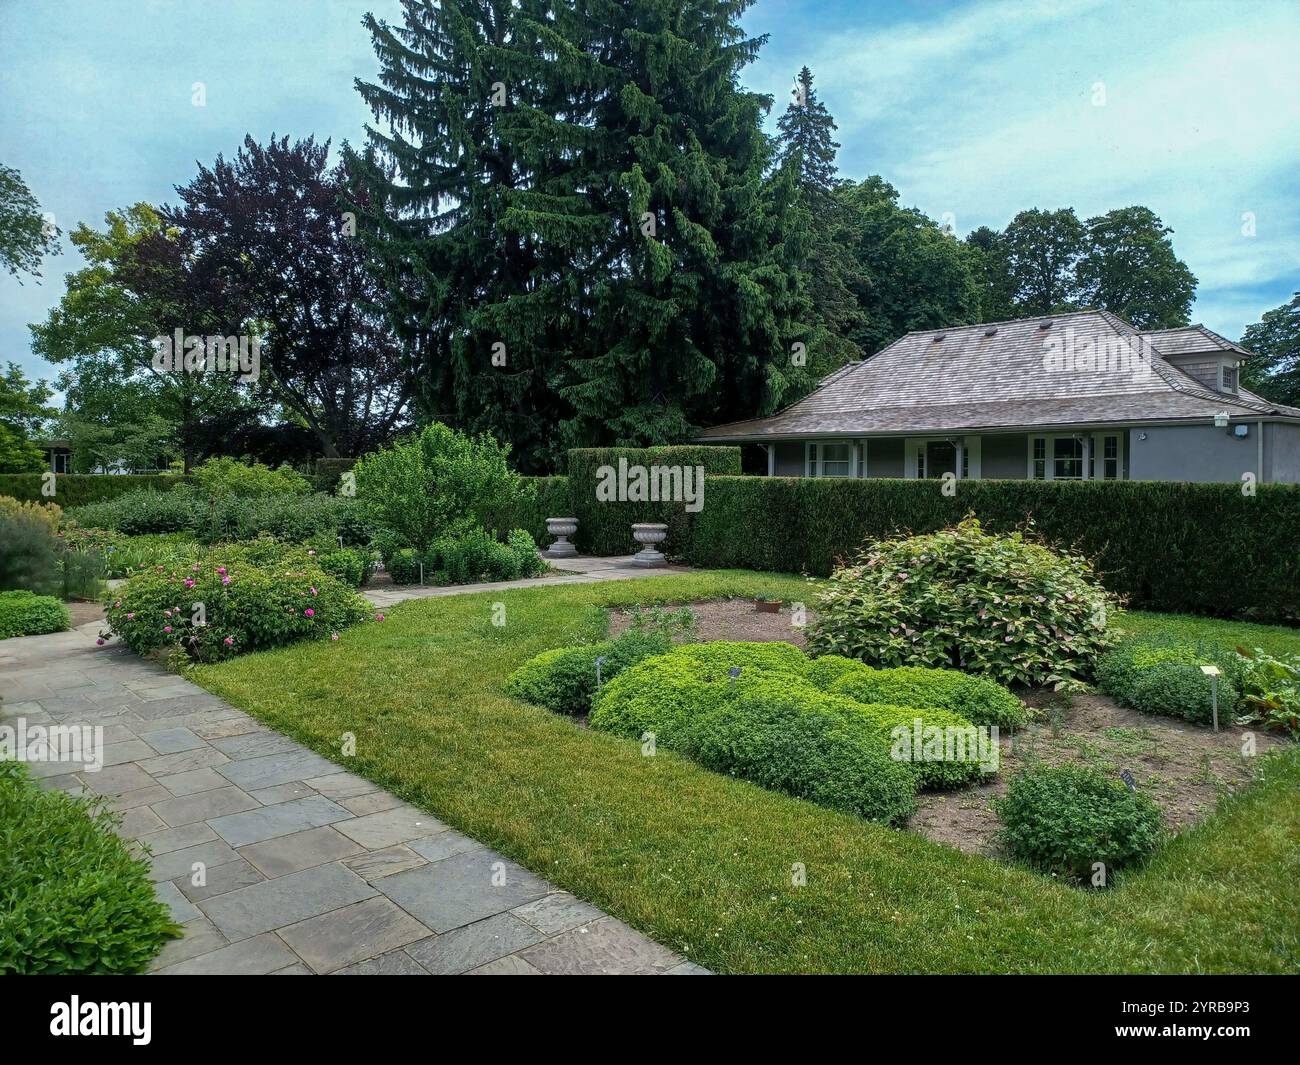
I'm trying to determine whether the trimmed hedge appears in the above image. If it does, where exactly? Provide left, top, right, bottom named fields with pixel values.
left=0, top=473, right=179, bottom=506
left=503, top=630, right=673, bottom=715
left=566, top=446, right=741, bottom=556
left=0, top=760, right=179, bottom=973
left=683, top=477, right=1300, bottom=621
left=827, top=663, right=1028, bottom=729
left=489, top=475, right=572, bottom=545
left=0, top=591, right=69, bottom=639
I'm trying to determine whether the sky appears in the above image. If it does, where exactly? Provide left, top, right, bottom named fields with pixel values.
left=2, top=0, right=1298, bottom=391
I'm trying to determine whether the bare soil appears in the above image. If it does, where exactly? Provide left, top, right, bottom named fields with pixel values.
left=607, top=597, right=1287, bottom=857
left=67, top=600, right=106, bottom=628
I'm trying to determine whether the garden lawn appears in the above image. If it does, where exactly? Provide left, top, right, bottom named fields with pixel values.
left=193, top=571, right=1300, bottom=974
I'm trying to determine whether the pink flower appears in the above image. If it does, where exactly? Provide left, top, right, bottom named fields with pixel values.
left=330, top=632, right=339, bottom=641
left=310, top=587, right=318, bottom=596
left=223, top=636, right=234, bottom=646
left=113, top=600, right=120, bottom=609
left=184, top=578, right=195, bottom=588
left=304, top=608, right=315, bottom=618
left=164, top=609, right=172, bottom=617
left=375, top=614, right=385, bottom=622
left=164, top=626, right=173, bottom=634
left=288, top=608, right=296, bottom=614
left=96, top=638, right=105, bottom=646
left=222, top=576, right=231, bottom=586
left=126, top=612, right=135, bottom=620
left=217, top=566, right=227, bottom=575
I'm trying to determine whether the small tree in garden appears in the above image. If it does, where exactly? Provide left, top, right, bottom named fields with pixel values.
left=808, top=517, right=1116, bottom=687
left=352, top=422, right=530, bottom=549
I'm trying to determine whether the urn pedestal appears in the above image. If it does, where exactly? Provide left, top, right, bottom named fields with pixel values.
left=544, top=517, right=579, bottom=557
left=631, top=523, right=668, bottom=567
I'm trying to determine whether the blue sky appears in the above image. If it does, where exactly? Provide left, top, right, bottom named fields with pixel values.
left=2, top=0, right=1297, bottom=390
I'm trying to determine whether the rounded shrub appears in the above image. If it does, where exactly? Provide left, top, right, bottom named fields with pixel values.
left=589, top=657, right=748, bottom=748
left=504, top=629, right=672, bottom=715
left=808, top=516, right=1116, bottom=687
left=993, top=762, right=1164, bottom=881
left=0, top=590, right=69, bottom=639
left=802, top=654, right=874, bottom=691
left=829, top=665, right=1027, bottom=729
left=659, top=640, right=809, bottom=681
left=1096, top=637, right=1242, bottom=711
left=1129, top=662, right=1237, bottom=726
left=679, top=681, right=918, bottom=824
left=845, top=701, right=992, bottom=789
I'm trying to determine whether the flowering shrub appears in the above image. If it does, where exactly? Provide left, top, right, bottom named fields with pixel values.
left=808, top=517, right=1117, bottom=688
left=103, top=556, right=371, bottom=662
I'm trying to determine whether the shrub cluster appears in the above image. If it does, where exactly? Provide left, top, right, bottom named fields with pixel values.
left=0, top=473, right=177, bottom=507
left=0, top=590, right=69, bottom=638
left=385, top=528, right=545, bottom=585
left=503, top=630, right=673, bottom=715
left=0, top=761, right=179, bottom=973
left=1097, top=638, right=1241, bottom=725
left=818, top=660, right=1029, bottom=729
left=190, top=456, right=311, bottom=498
left=103, top=553, right=372, bottom=662
left=808, top=517, right=1115, bottom=687
left=1235, top=648, right=1300, bottom=739
left=993, top=762, right=1165, bottom=881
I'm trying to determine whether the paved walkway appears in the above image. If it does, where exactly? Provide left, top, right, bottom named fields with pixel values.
left=0, top=556, right=706, bottom=975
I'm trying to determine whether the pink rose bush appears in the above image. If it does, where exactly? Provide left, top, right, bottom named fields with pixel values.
left=103, top=556, right=371, bottom=663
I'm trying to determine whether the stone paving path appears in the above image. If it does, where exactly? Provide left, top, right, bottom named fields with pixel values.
left=0, top=556, right=707, bottom=975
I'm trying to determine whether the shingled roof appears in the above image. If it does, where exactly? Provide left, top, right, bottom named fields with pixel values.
left=699, top=310, right=1300, bottom=441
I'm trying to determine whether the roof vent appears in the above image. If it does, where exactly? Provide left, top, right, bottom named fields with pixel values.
left=932, top=334, right=945, bottom=343
left=1038, top=320, right=1052, bottom=330
left=984, top=328, right=998, bottom=337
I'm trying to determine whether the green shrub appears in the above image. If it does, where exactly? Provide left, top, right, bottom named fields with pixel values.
left=0, top=473, right=177, bottom=507
left=486, top=475, right=572, bottom=544
left=312, top=457, right=357, bottom=494
left=829, top=665, right=1027, bottom=729
left=385, top=547, right=423, bottom=585
left=191, top=456, right=311, bottom=498
left=353, top=422, right=529, bottom=550
left=660, top=639, right=809, bottom=680
left=993, top=762, right=1165, bottom=881
left=679, top=681, right=918, bottom=824
left=808, top=517, right=1116, bottom=687
left=92, top=532, right=203, bottom=579
left=0, top=590, right=69, bottom=638
left=0, top=506, right=62, bottom=594
left=843, top=701, right=991, bottom=789
left=683, top=476, right=1300, bottom=622
left=68, top=488, right=199, bottom=536
left=1096, top=637, right=1242, bottom=710
left=1235, top=648, right=1300, bottom=739
left=0, top=760, right=179, bottom=973
left=103, top=555, right=372, bottom=662
left=506, top=529, right=546, bottom=578
left=802, top=654, right=873, bottom=691
left=590, top=656, right=749, bottom=748
left=316, top=546, right=375, bottom=588
left=1128, top=663, right=1236, bottom=726
left=504, top=630, right=673, bottom=715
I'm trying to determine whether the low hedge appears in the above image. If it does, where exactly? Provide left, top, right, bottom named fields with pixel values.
left=0, top=760, right=179, bottom=973
left=0, top=591, right=69, bottom=639
left=0, top=473, right=179, bottom=506
left=1097, top=637, right=1243, bottom=725
left=503, top=630, right=673, bottom=715
left=825, top=662, right=1028, bottom=729
left=683, top=477, right=1300, bottom=622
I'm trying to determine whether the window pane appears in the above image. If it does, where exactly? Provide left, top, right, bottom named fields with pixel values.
left=917, top=448, right=925, bottom=478
left=1053, top=437, right=1083, bottom=479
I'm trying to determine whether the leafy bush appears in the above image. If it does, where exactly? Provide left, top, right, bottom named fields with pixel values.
left=658, top=639, right=809, bottom=681
left=994, top=762, right=1165, bottom=881
left=429, top=527, right=523, bottom=584
left=191, top=456, right=311, bottom=498
left=103, top=555, right=372, bottom=662
left=0, top=494, right=61, bottom=533
left=1235, top=648, right=1300, bottom=739
left=802, top=654, right=871, bottom=692
left=504, top=630, right=673, bottom=715
left=385, top=547, right=423, bottom=585
left=679, top=680, right=918, bottom=824
left=353, top=422, right=530, bottom=549
left=0, top=760, right=179, bottom=973
left=1128, top=663, right=1236, bottom=726
left=1096, top=637, right=1241, bottom=708
left=315, top=546, right=375, bottom=588
left=808, top=517, right=1116, bottom=687
left=0, top=504, right=62, bottom=593
left=0, top=590, right=69, bottom=638
left=68, top=488, right=198, bottom=536
left=590, top=655, right=751, bottom=748
left=841, top=700, right=991, bottom=789
left=829, top=664, right=1028, bottom=729
left=506, top=529, right=546, bottom=578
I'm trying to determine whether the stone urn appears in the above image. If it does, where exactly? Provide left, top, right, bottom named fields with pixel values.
left=544, top=516, right=579, bottom=557
left=631, top=522, right=669, bottom=567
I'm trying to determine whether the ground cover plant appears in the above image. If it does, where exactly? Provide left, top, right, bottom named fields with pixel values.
left=808, top=517, right=1116, bottom=688
left=0, top=761, right=179, bottom=973
left=192, top=572, right=1300, bottom=973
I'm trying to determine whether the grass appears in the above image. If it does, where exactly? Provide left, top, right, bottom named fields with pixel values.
left=1113, top=608, right=1300, bottom=657
left=193, top=570, right=1300, bottom=974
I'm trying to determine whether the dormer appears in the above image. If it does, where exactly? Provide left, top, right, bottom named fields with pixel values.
left=1140, top=325, right=1251, bottom=396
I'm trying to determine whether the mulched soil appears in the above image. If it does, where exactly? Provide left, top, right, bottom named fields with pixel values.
left=606, top=597, right=1288, bottom=858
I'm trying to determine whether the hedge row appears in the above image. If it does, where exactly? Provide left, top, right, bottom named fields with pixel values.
left=0, top=474, right=181, bottom=506
left=489, top=475, right=573, bottom=545
left=684, top=477, right=1300, bottom=621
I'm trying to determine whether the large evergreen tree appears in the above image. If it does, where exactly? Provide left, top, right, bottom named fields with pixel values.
left=350, top=0, right=813, bottom=469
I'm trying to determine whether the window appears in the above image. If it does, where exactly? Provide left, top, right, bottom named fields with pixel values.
left=916, top=447, right=925, bottom=479
left=53, top=453, right=70, bottom=474
left=807, top=441, right=854, bottom=478
left=1032, top=438, right=1046, bottom=480
left=1102, top=435, right=1119, bottom=480
left=1053, top=437, right=1084, bottom=479
left=1222, top=365, right=1237, bottom=392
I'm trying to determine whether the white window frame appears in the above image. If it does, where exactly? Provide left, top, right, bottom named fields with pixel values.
left=1027, top=432, right=1123, bottom=481
left=804, top=440, right=858, bottom=478
left=903, top=436, right=981, bottom=480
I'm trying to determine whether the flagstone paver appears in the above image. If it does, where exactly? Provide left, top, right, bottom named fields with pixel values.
left=0, top=555, right=706, bottom=974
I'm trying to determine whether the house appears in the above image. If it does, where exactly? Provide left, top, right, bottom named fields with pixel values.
left=698, top=310, right=1300, bottom=484
left=38, top=438, right=73, bottom=474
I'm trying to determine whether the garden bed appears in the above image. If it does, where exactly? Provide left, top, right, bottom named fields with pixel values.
left=609, top=597, right=1288, bottom=854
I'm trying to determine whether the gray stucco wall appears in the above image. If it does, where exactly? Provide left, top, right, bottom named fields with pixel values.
left=981, top=434, right=1028, bottom=478
left=1127, top=424, right=1258, bottom=483
left=865, top=438, right=904, bottom=477
left=1266, top=422, right=1300, bottom=484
